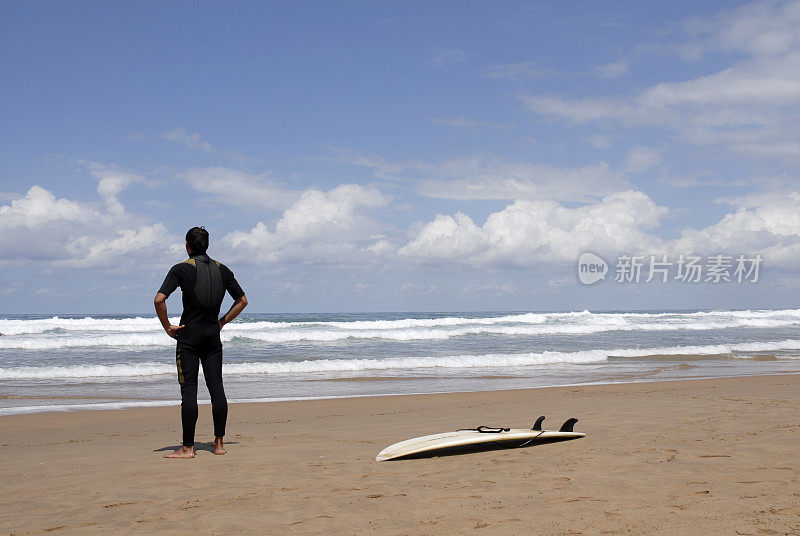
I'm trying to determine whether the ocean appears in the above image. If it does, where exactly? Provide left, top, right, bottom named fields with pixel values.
left=1, top=309, right=799, bottom=415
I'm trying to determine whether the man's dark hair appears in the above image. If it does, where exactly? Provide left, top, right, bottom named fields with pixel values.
left=186, top=227, right=209, bottom=255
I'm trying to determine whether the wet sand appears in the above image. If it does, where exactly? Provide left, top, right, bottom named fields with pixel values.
left=1, top=374, right=798, bottom=535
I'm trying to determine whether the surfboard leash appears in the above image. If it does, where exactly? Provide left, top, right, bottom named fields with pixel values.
left=456, top=425, right=510, bottom=433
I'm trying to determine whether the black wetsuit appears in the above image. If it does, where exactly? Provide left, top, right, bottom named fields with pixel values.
left=158, top=254, right=245, bottom=446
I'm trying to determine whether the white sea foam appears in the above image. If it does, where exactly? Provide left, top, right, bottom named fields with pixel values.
left=0, top=394, right=387, bottom=416
left=1, top=340, right=798, bottom=380
left=0, top=316, right=176, bottom=335
left=0, top=333, right=174, bottom=350
left=2, top=309, right=800, bottom=349
left=3, top=309, right=800, bottom=333
left=0, top=362, right=177, bottom=379
left=0, top=400, right=181, bottom=416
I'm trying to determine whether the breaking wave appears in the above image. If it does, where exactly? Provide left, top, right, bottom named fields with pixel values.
left=2, top=339, right=798, bottom=380
left=2, top=309, right=800, bottom=349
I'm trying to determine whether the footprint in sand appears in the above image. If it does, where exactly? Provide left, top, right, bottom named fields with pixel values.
left=103, top=502, right=138, bottom=508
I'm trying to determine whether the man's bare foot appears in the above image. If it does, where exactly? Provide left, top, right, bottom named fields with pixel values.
left=213, top=437, right=226, bottom=455
left=164, top=445, right=195, bottom=458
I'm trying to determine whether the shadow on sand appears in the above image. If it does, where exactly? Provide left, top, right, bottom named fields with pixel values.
left=154, top=441, right=239, bottom=454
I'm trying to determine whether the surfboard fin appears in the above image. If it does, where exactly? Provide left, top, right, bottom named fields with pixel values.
left=559, top=418, right=579, bottom=432
left=532, top=416, right=545, bottom=431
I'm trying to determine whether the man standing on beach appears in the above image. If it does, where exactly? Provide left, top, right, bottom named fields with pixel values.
left=155, top=227, right=248, bottom=458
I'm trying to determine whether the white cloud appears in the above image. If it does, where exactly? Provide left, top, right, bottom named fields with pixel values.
left=64, top=223, right=170, bottom=268
left=399, top=177, right=800, bottom=268
left=427, top=49, right=468, bottom=67
left=159, top=128, right=262, bottom=165
left=586, top=134, right=613, bottom=149
left=400, top=212, right=485, bottom=261
left=162, top=128, right=214, bottom=153
left=416, top=158, right=627, bottom=202
left=399, top=191, right=668, bottom=266
left=672, top=189, right=800, bottom=265
left=594, top=60, right=629, bottom=78
left=521, top=1, right=800, bottom=158
left=0, top=186, right=93, bottom=231
left=682, top=0, right=800, bottom=58
left=686, top=127, right=800, bottom=158
left=460, top=281, right=518, bottom=294
left=276, top=185, right=386, bottom=240
left=431, top=117, right=513, bottom=130
left=336, top=150, right=630, bottom=203
left=0, top=167, right=177, bottom=267
left=625, top=147, right=663, bottom=173
left=83, top=161, right=150, bottom=215
left=522, top=94, right=626, bottom=123
left=640, top=63, right=800, bottom=107
left=221, top=184, right=390, bottom=265
left=179, top=167, right=300, bottom=210
left=484, top=62, right=555, bottom=80
left=323, top=147, right=407, bottom=181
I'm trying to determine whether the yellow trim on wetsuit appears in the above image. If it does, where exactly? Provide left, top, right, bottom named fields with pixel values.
left=176, top=346, right=185, bottom=384
left=182, top=257, right=220, bottom=267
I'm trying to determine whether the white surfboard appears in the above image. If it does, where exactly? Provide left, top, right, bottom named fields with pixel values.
left=376, top=417, right=585, bottom=462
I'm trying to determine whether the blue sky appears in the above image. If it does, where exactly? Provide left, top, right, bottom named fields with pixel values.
left=2, top=0, right=799, bottom=313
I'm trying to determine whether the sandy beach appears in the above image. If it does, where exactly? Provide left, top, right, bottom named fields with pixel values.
left=2, top=374, right=798, bottom=535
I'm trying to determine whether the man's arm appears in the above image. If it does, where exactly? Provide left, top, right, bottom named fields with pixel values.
left=219, top=294, right=248, bottom=330
left=154, top=292, right=184, bottom=339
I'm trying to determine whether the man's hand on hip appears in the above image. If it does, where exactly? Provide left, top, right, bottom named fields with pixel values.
left=165, top=324, right=185, bottom=339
